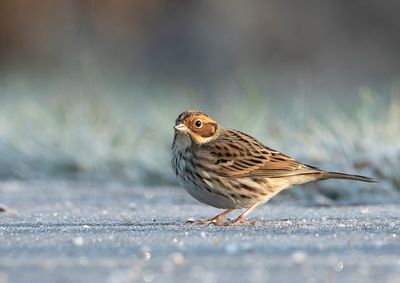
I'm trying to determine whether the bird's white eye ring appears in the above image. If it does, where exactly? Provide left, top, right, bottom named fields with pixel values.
left=194, top=119, right=203, bottom=128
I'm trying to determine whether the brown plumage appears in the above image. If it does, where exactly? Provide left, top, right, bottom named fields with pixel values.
left=171, top=110, right=376, bottom=225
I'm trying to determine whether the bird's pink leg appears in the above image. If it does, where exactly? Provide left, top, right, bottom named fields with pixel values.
left=218, top=202, right=260, bottom=226
left=189, top=209, right=235, bottom=225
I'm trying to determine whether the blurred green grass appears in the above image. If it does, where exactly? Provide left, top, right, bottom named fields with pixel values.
left=0, top=74, right=399, bottom=202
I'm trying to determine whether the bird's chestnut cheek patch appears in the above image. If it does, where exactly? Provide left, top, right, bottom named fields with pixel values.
left=196, top=123, right=217, bottom=138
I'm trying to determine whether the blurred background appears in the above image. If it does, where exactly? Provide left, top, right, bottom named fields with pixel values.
left=0, top=0, right=399, bottom=203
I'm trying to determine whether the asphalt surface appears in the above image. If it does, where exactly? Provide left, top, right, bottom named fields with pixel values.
left=0, top=180, right=399, bottom=283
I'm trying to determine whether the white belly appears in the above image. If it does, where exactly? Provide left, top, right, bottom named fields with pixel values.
left=178, top=174, right=237, bottom=209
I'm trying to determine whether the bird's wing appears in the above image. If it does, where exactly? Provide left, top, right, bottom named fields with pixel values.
left=197, top=129, right=321, bottom=178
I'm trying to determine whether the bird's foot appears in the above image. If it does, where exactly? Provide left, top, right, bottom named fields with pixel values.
left=187, top=216, right=226, bottom=225
left=187, top=209, right=235, bottom=225
left=214, top=217, right=256, bottom=226
left=188, top=216, right=256, bottom=226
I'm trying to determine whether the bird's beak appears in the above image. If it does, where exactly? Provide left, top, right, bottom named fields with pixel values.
left=174, top=123, right=188, bottom=134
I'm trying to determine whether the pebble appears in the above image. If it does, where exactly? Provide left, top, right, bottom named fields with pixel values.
left=291, top=251, right=307, bottom=264
left=73, top=237, right=84, bottom=246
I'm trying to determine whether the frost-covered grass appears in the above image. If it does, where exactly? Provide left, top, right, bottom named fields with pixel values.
left=0, top=74, right=399, bottom=202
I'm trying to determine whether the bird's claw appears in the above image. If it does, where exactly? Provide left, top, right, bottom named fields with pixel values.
left=214, top=218, right=256, bottom=226
left=187, top=218, right=256, bottom=226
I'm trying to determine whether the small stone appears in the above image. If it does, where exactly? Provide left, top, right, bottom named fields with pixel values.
left=143, top=251, right=151, bottom=261
left=334, top=262, right=344, bottom=272
left=291, top=251, right=306, bottom=264
left=360, top=208, right=370, bottom=214
left=73, top=237, right=84, bottom=246
left=171, top=252, right=185, bottom=265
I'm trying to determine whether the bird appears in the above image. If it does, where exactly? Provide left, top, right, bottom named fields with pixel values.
left=171, top=110, right=376, bottom=226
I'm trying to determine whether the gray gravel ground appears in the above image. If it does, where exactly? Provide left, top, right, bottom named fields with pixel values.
left=0, top=180, right=399, bottom=283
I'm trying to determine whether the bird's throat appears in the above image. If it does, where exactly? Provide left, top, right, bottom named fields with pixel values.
left=173, top=134, right=192, bottom=151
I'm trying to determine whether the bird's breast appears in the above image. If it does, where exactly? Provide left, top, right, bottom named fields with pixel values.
left=171, top=146, right=238, bottom=209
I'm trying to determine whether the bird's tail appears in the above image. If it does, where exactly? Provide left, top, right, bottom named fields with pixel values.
left=320, top=171, right=377, bottom=183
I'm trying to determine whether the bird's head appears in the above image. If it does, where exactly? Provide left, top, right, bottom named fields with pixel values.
left=174, top=110, right=220, bottom=145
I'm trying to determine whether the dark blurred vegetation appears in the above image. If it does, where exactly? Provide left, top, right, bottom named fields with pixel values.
left=1, top=0, right=400, bottom=97
left=0, top=1, right=399, bottom=203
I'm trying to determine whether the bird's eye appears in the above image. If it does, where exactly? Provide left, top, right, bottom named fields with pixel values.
left=194, top=119, right=203, bottom=128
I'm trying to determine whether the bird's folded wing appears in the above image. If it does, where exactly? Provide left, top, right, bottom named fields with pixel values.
left=198, top=129, right=321, bottom=178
